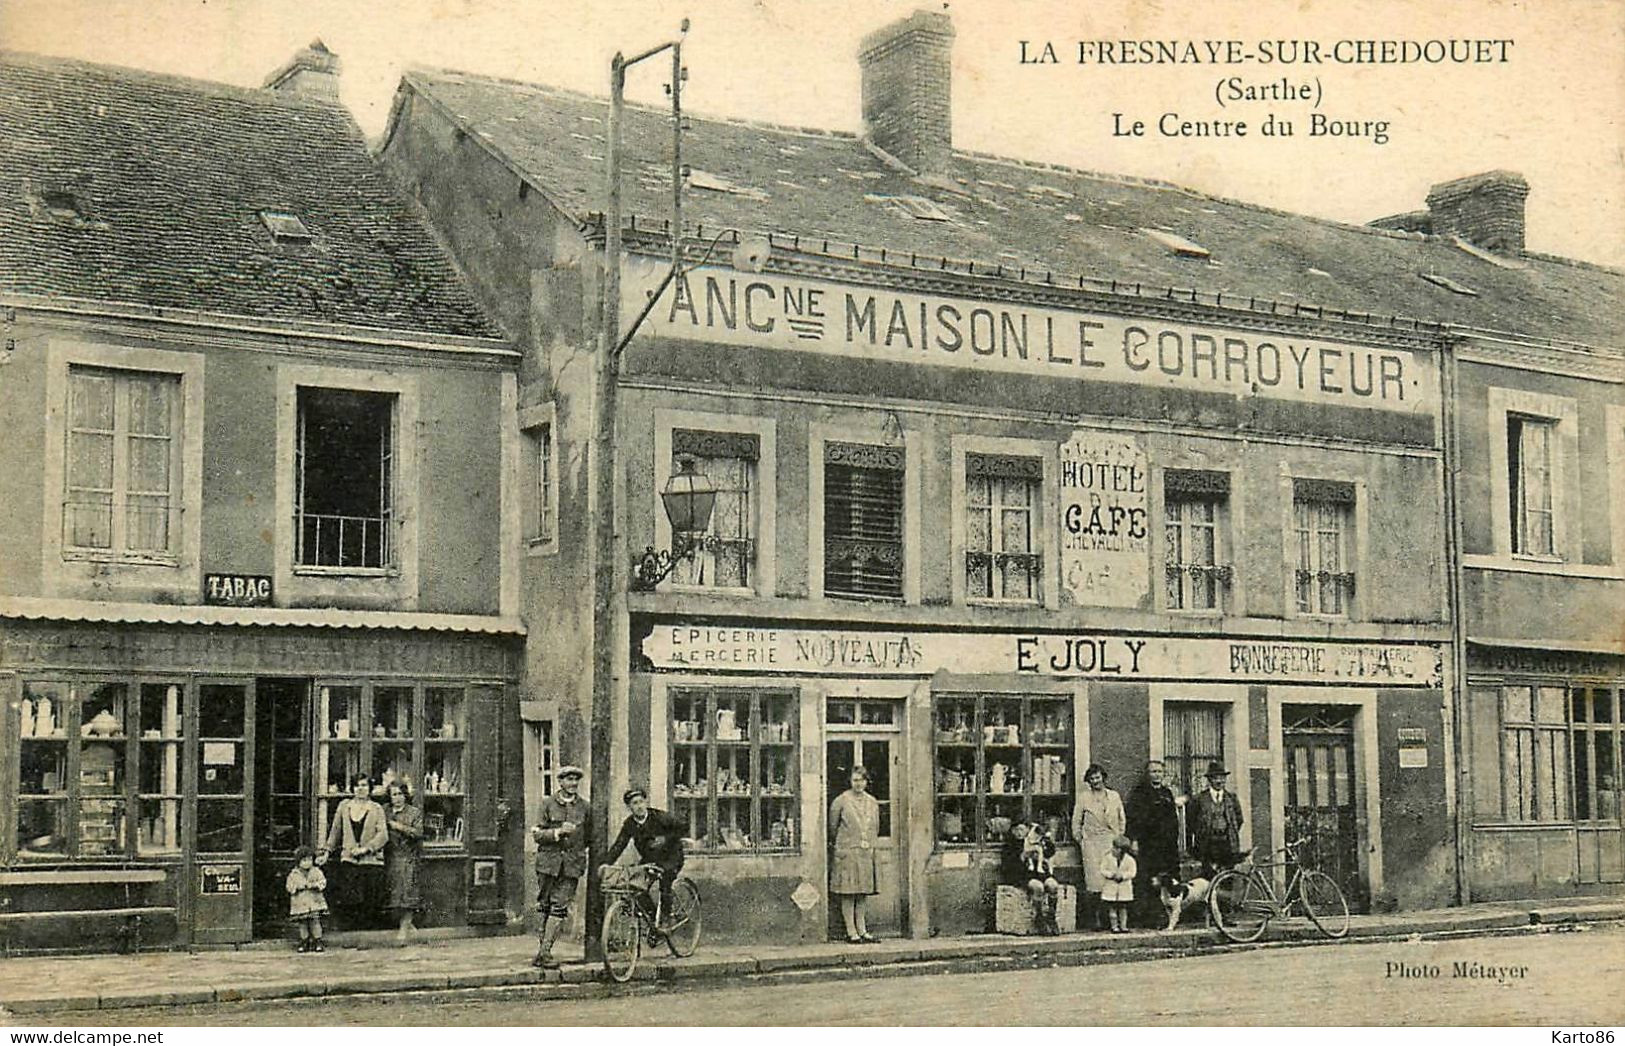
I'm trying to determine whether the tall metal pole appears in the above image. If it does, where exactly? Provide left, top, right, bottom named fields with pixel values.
left=585, top=20, right=686, bottom=961
left=584, top=51, right=627, bottom=963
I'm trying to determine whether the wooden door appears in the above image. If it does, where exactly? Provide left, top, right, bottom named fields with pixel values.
left=190, top=679, right=255, bottom=944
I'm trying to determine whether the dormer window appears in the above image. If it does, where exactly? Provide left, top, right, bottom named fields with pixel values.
left=1142, top=228, right=1211, bottom=259
left=42, top=189, right=85, bottom=219
left=865, top=193, right=950, bottom=222
left=259, top=209, right=313, bottom=243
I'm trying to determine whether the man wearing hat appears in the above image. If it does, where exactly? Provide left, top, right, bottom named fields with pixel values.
left=605, top=786, right=686, bottom=929
left=530, top=764, right=589, bottom=968
left=1189, top=760, right=1245, bottom=877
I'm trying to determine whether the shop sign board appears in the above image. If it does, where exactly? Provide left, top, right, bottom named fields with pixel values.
left=642, top=624, right=1443, bottom=687
left=200, top=863, right=242, bottom=894
left=204, top=573, right=273, bottom=607
left=1059, top=431, right=1149, bottom=607
left=623, top=259, right=1432, bottom=412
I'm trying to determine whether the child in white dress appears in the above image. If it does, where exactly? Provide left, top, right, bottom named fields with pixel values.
left=1098, top=835, right=1138, bottom=933
left=287, top=845, right=329, bottom=953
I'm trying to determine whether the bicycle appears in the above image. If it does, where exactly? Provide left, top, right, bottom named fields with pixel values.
left=598, top=863, right=702, bottom=983
left=1207, top=837, right=1351, bottom=943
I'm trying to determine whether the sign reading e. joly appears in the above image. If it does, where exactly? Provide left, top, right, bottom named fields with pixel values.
left=624, top=259, right=1432, bottom=412
left=1060, top=431, right=1149, bottom=606
left=642, top=624, right=1443, bottom=687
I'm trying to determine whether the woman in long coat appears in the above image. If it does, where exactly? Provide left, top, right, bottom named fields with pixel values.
left=321, top=773, right=389, bottom=930
left=1071, top=763, right=1125, bottom=930
left=829, top=766, right=882, bottom=943
left=384, top=779, right=424, bottom=942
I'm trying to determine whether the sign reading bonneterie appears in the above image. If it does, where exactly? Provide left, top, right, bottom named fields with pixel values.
left=1059, top=432, right=1149, bottom=607
left=624, top=260, right=1432, bottom=412
left=642, top=624, right=1442, bottom=687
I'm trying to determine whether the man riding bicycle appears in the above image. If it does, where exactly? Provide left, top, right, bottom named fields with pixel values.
left=604, top=787, right=685, bottom=928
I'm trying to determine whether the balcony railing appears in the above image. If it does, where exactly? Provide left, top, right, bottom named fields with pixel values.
left=297, top=512, right=392, bottom=570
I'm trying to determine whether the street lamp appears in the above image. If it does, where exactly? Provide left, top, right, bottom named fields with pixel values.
left=631, top=456, right=717, bottom=590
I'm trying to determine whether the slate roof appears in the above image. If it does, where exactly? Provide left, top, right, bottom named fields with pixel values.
left=0, top=52, right=504, bottom=341
left=401, top=69, right=1621, bottom=350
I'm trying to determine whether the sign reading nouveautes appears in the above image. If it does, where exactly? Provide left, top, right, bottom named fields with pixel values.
left=626, top=260, right=1432, bottom=412
left=642, top=625, right=1442, bottom=687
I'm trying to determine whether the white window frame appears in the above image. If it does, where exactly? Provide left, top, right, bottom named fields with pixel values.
left=275, top=364, right=419, bottom=607
left=949, top=434, right=1058, bottom=608
left=808, top=421, right=919, bottom=604
left=653, top=409, right=776, bottom=597
left=1284, top=475, right=1366, bottom=621
left=1484, top=387, right=1577, bottom=564
left=63, top=366, right=182, bottom=561
left=41, top=340, right=204, bottom=598
left=519, top=401, right=559, bottom=555
left=1608, top=406, right=1625, bottom=572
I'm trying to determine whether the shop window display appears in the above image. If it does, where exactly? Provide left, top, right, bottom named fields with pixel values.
left=137, top=682, right=185, bottom=854
left=422, top=686, right=467, bottom=846
left=670, top=686, right=798, bottom=852
left=933, top=692, right=1073, bottom=846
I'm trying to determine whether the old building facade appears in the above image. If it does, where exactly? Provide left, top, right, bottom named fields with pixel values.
left=367, top=9, right=1625, bottom=944
left=0, top=47, right=528, bottom=950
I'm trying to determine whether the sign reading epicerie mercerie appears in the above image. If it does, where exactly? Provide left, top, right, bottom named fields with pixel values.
left=642, top=625, right=1442, bottom=687
left=625, top=261, right=1431, bottom=412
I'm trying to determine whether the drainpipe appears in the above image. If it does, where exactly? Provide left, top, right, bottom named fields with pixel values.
left=1439, top=330, right=1473, bottom=906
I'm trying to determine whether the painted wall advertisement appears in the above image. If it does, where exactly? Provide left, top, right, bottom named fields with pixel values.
left=623, top=259, right=1433, bottom=412
left=643, top=624, right=1444, bottom=687
left=1059, top=431, right=1149, bottom=607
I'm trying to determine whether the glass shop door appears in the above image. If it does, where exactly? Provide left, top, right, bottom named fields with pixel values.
left=824, top=697, right=905, bottom=939
left=189, top=679, right=255, bottom=944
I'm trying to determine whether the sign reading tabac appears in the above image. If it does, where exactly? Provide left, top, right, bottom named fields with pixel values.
left=1059, top=432, right=1149, bottom=607
left=642, top=624, right=1443, bottom=687
left=624, top=260, right=1432, bottom=412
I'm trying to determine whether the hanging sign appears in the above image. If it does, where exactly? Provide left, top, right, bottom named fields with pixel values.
left=1059, top=431, right=1149, bottom=607
left=623, top=259, right=1433, bottom=412
left=200, top=864, right=242, bottom=895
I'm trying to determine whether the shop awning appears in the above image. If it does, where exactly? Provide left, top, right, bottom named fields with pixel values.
left=0, top=597, right=525, bottom=636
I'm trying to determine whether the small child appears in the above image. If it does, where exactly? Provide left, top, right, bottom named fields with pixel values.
left=286, top=845, right=328, bottom=953
left=1021, top=824, right=1061, bottom=935
left=1098, top=835, right=1138, bottom=934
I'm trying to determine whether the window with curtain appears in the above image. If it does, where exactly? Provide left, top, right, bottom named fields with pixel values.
left=965, top=453, right=1041, bottom=603
left=1571, top=687, right=1623, bottom=824
left=1470, top=684, right=1570, bottom=823
left=1508, top=415, right=1556, bottom=557
left=1164, top=470, right=1229, bottom=611
left=1163, top=701, right=1226, bottom=855
left=1293, top=479, right=1356, bottom=616
left=64, top=366, right=180, bottom=557
left=670, top=429, right=757, bottom=588
left=824, top=441, right=904, bottom=600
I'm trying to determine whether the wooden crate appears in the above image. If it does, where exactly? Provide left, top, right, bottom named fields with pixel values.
left=994, top=884, right=1077, bottom=935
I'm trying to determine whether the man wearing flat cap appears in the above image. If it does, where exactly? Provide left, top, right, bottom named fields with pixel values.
left=1189, top=760, right=1245, bottom=877
left=606, top=786, right=686, bottom=929
left=530, top=764, right=589, bottom=968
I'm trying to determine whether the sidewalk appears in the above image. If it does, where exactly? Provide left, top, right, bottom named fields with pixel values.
left=3, top=896, right=1622, bottom=1016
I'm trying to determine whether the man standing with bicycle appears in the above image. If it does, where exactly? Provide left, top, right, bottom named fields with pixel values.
left=605, top=787, right=685, bottom=931
left=1189, top=760, right=1244, bottom=877
left=530, top=764, right=589, bottom=969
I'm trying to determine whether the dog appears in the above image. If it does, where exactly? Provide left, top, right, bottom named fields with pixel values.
left=1150, top=872, right=1213, bottom=931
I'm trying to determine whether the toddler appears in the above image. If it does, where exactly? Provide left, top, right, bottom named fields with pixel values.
left=286, top=845, right=328, bottom=953
left=1098, top=834, right=1138, bottom=933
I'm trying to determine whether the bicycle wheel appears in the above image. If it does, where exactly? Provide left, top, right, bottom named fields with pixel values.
left=664, top=877, right=703, bottom=958
left=1298, top=870, right=1350, bottom=939
left=1209, top=869, right=1272, bottom=943
left=600, top=898, right=641, bottom=983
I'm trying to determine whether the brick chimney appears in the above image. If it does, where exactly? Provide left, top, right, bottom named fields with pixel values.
left=1423, top=171, right=1530, bottom=252
left=858, top=10, right=955, bottom=176
left=264, top=40, right=341, bottom=103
